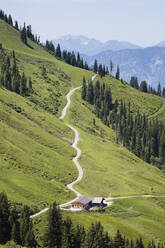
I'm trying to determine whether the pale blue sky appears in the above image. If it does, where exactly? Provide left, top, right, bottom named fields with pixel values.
left=1, top=0, right=164, bottom=46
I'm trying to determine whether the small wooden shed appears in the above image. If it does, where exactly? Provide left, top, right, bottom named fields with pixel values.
left=71, top=196, right=93, bottom=210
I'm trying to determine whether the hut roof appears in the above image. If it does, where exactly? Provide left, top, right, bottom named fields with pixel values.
left=92, top=197, right=104, bottom=204
left=73, top=196, right=93, bottom=205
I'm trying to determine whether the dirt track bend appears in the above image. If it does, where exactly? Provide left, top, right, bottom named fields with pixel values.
left=30, top=74, right=165, bottom=218
left=30, top=75, right=97, bottom=218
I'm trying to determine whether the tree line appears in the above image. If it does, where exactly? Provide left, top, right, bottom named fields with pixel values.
left=0, top=192, right=37, bottom=247
left=93, top=59, right=121, bottom=80
left=0, top=8, right=89, bottom=71
left=0, top=9, right=116, bottom=77
left=1, top=193, right=165, bottom=248
left=44, top=202, right=163, bottom=248
left=82, top=78, right=165, bottom=170
left=0, top=45, right=32, bottom=95
left=0, top=9, right=40, bottom=46
left=130, top=77, right=165, bottom=98
left=44, top=40, right=89, bottom=70
left=93, top=59, right=165, bottom=98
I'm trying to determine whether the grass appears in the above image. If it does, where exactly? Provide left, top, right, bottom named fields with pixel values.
left=0, top=20, right=93, bottom=208
left=1, top=19, right=165, bottom=242
left=60, top=75, right=165, bottom=243
left=64, top=88, right=165, bottom=197
left=97, top=75, right=165, bottom=120
left=35, top=197, right=165, bottom=245
left=65, top=197, right=165, bottom=244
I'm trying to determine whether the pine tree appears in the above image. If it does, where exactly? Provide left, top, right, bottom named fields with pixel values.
left=115, top=65, right=120, bottom=80
left=44, top=202, right=63, bottom=248
left=130, top=77, right=139, bottom=89
left=87, top=80, right=94, bottom=104
left=9, top=209, right=20, bottom=244
left=20, top=73, right=27, bottom=95
left=74, top=225, right=86, bottom=248
left=19, top=205, right=31, bottom=246
left=28, top=77, right=32, bottom=91
left=82, top=76, right=87, bottom=100
left=93, top=59, right=98, bottom=73
left=55, top=44, right=62, bottom=58
left=157, top=82, right=161, bottom=96
left=162, top=87, right=165, bottom=98
left=98, top=64, right=103, bottom=77
left=110, top=60, right=113, bottom=74
left=20, top=23, right=27, bottom=45
left=62, top=217, right=75, bottom=248
left=24, top=222, right=37, bottom=248
left=77, top=53, right=81, bottom=67
left=0, top=192, right=10, bottom=244
left=140, top=81, right=148, bottom=92
left=84, top=61, right=89, bottom=70
left=14, top=21, right=19, bottom=30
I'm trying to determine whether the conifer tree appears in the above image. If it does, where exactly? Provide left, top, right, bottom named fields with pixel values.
left=162, top=87, right=165, bottom=98
left=140, top=81, right=148, bottom=92
left=130, top=77, right=139, bottom=89
left=157, top=82, right=161, bottom=96
left=98, top=64, right=103, bottom=77
left=110, top=60, right=113, bottom=74
left=0, top=192, right=10, bottom=244
left=14, top=21, right=19, bottom=30
left=55, top=44, right=62, bottom=58
left=44, top=202, right=63, bottom=248
left=20, top=73, right=27, bottom=95
left=87, top=80, right=94, bottom=104
left=94, top=59, right=98, bottom=73
left=62, top=217, right=75, bottom=248
left=115, top=65, right=120, bottom=80
left=82, top=76, right=87, bottom=100
left=28, top=77, right=32, bottom=91
left=19, top=205, right=31, bottom=246
left=9, top=209, right=20, bottom=244
left=20, top=23, right=27, bottom=45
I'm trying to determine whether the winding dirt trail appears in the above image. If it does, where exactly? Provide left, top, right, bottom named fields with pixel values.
left=30, top=73, right=165, bottom=219
left=31, top=75, right=97, bottom=218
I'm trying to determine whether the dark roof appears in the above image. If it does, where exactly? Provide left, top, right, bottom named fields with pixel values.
left=73, top=196, right=93, bottom=205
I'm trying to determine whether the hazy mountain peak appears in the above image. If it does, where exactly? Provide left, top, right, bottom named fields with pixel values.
left=156, top=41, right=165, bottom=47
left=52, top=35, right=142, bottom=56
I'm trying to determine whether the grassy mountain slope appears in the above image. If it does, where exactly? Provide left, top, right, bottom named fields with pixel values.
left=98, top=75, right=165, bottom=123
left=36, top=197, right=165, bottom=245
left=0, top=19, right=165, bottom=243
left=60, top=76, right=165, bottom=244
left=65, top=83, right=165, bottom=197
left=0, top=19, right=93, bottom=208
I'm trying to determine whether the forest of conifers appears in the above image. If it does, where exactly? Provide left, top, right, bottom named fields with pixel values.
left=82, top=78, right=165, bottom=170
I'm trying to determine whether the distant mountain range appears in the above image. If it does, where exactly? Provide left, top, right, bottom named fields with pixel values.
left=52, top=35, right=165, bottom=87
left=52, top=35, right=142, bottom=56
left=82, top=47, right=165, bottom=88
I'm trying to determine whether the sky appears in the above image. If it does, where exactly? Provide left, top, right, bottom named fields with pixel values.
left=0, top=0, right=165, bottom=47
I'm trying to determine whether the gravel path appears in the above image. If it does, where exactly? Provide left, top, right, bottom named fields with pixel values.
left=30, top=74, right=165, bottom=218
left=31, top=75, right=97, bottom=218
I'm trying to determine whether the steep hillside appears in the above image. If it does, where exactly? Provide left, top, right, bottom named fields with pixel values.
left=35, top=73, right=165, bottom=244
left=0, top=19, right=93, bottom=209
left=64, top=75, right=165, bottom=197
left=97, top=75, right=165, bottom=123
left=57, top=75, right=165, bottom=244
left=1, top=18, right=165, bottom=244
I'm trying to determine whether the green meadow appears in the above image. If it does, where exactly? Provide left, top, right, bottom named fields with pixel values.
left=0, top=18, right=165, bottom=242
